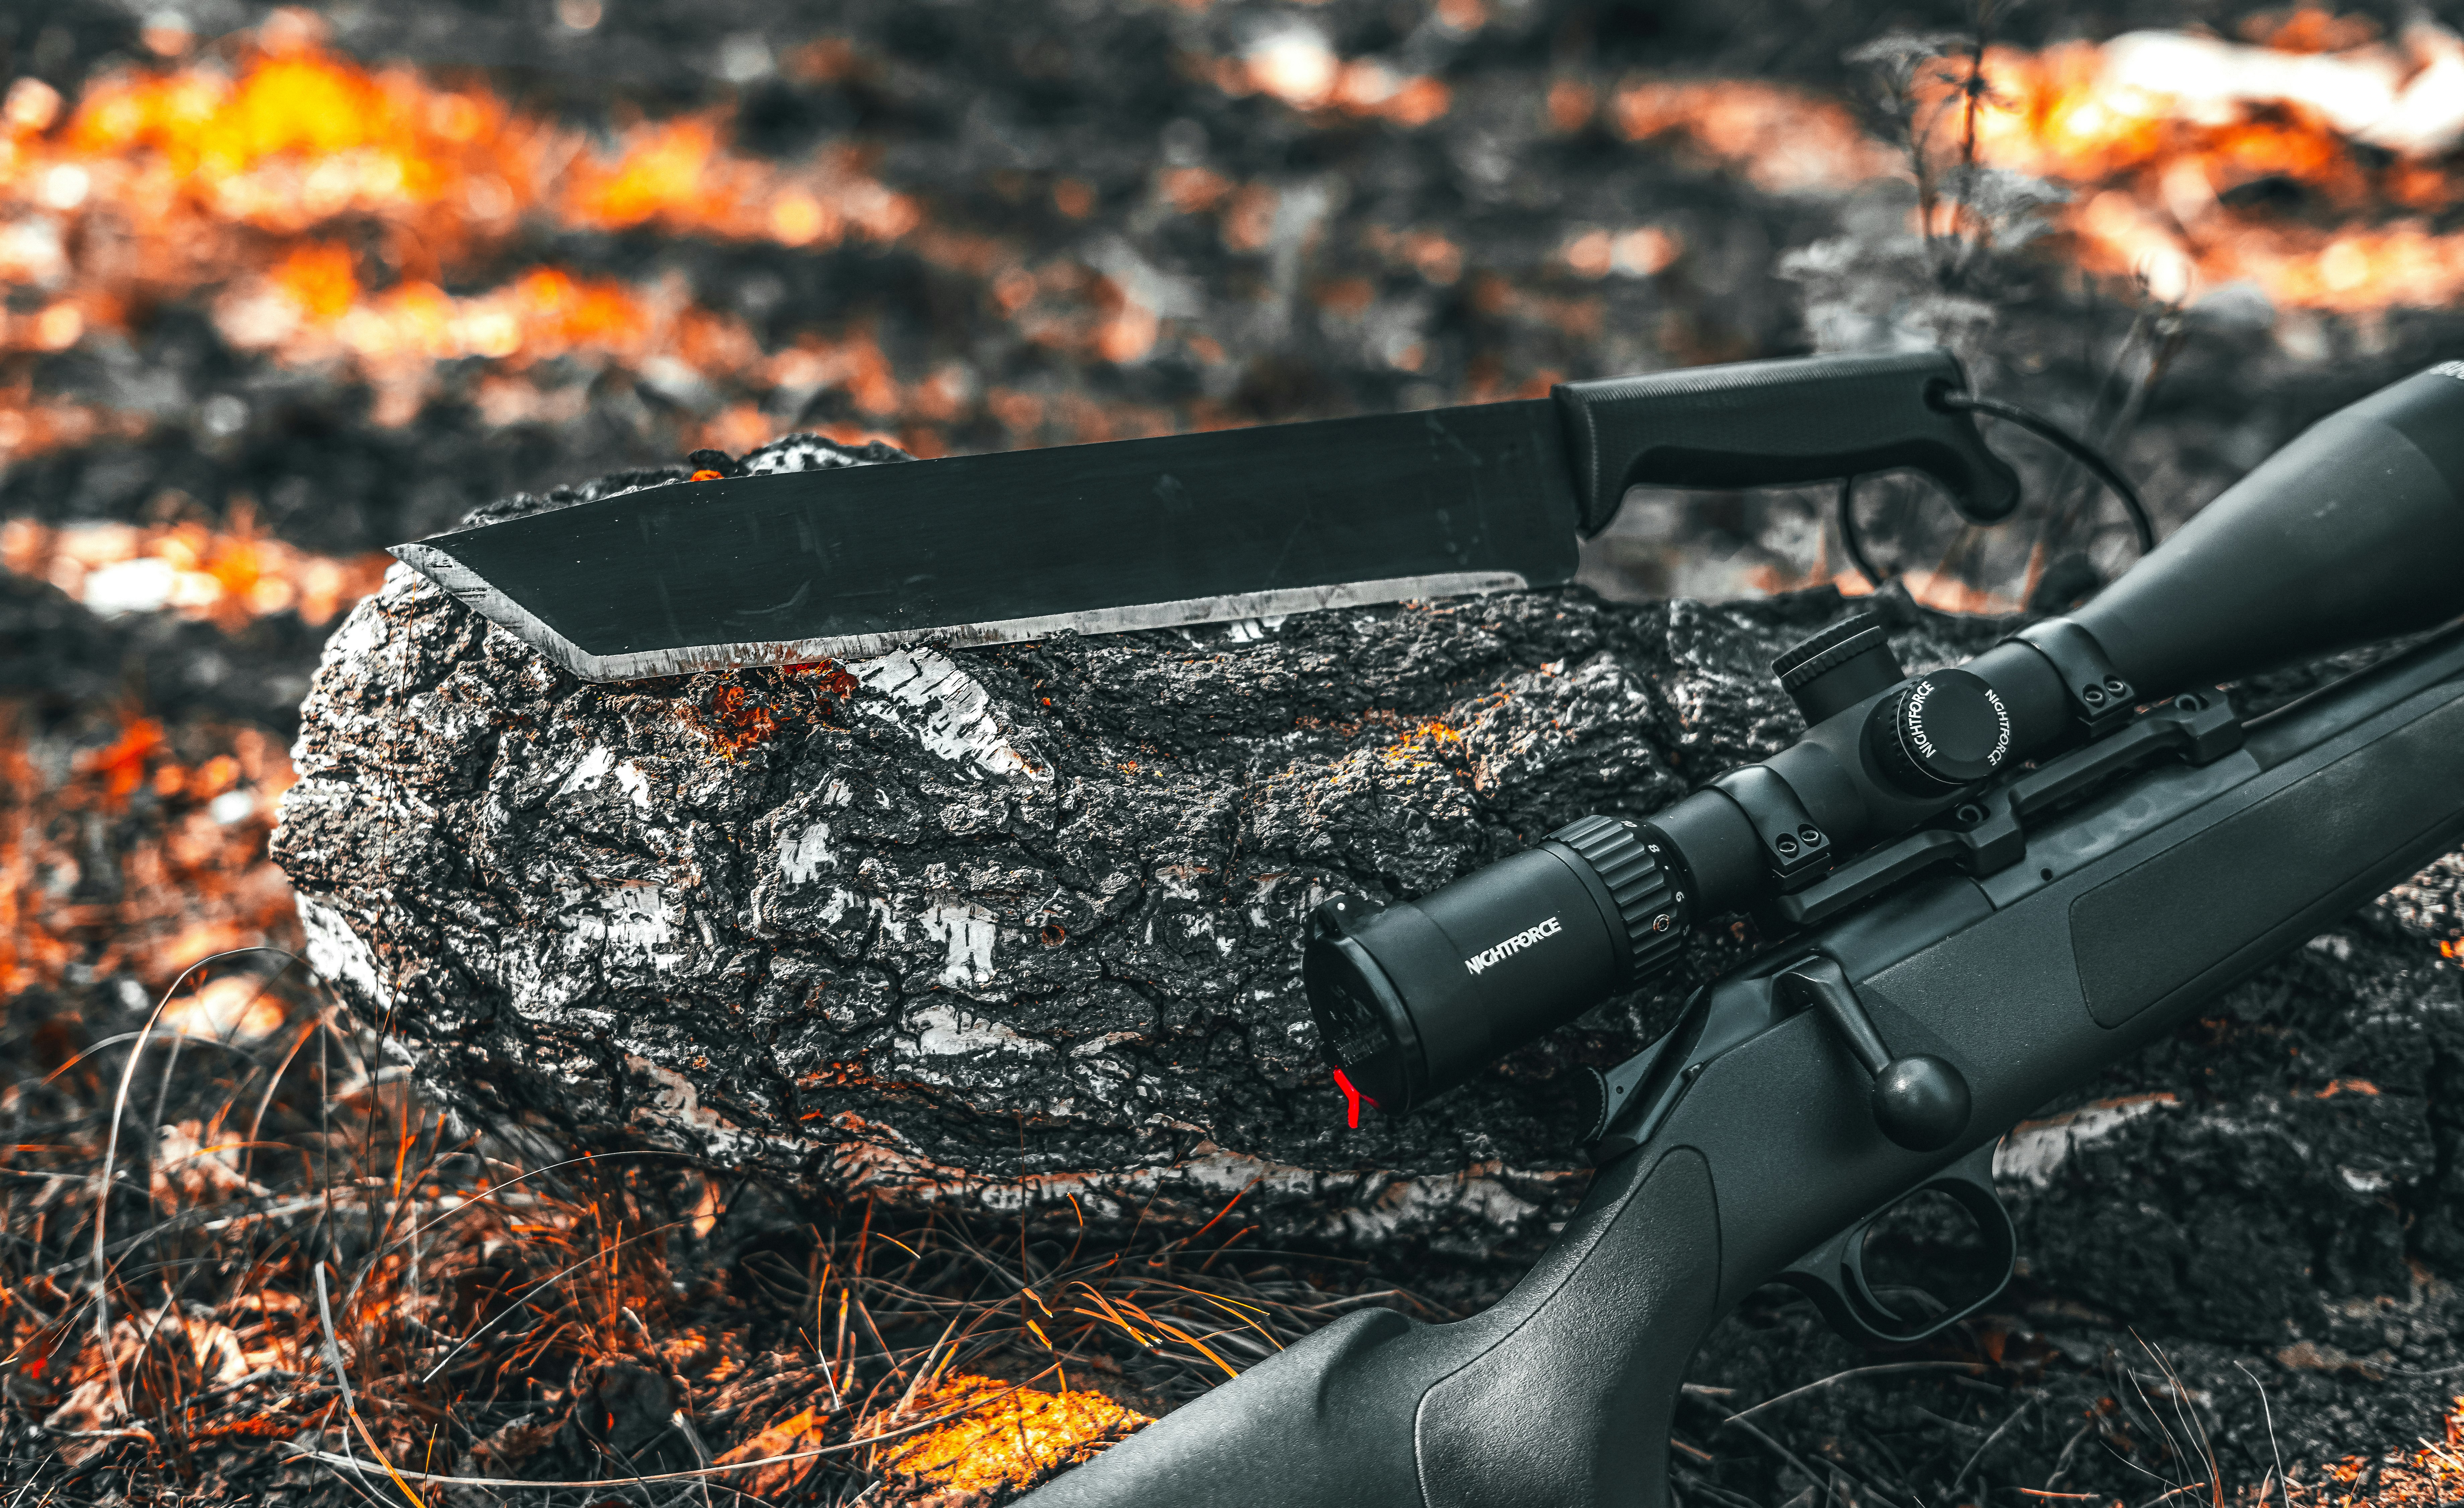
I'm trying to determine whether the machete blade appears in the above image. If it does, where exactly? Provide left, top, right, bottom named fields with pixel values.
left=392, top=399, right=1580, bottom=680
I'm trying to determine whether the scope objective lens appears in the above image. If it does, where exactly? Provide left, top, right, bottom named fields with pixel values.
left=1303, top=816, right=1690, bottom=1115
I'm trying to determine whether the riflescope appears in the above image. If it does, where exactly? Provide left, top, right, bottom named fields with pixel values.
left=1306, top=363, right=2464, bottom=1121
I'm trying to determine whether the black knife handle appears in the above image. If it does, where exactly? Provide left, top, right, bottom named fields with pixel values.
left=1551, top=349, right=2023, bottom=536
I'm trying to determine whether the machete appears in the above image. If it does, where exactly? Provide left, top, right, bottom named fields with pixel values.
left=393, top=349, right=2021, bottom=681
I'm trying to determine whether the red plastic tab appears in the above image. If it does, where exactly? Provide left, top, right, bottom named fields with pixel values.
left=1331, top=1068, right=1374, bottom=1129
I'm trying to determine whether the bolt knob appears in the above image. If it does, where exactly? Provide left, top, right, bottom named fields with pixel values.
left=1871, top=1055, right=1971, bottom=1151
left=1875, top=668, right=2013, bottom=792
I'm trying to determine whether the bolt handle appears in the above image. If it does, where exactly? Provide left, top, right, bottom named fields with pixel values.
left=1779, top=958, right=1971, bottom=1152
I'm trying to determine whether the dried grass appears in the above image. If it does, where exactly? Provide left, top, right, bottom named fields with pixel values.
left=0, top=956, right=1450, bottom=1507
left=3, top=710, right=2450, bottom=1508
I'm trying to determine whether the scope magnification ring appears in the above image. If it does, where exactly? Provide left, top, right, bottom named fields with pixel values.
left=1549, top=815, right=1688, bottom=989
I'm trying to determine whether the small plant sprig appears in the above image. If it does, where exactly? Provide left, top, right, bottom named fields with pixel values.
left=1787, top=1, right=2200, bottom=609
left=1849, top=2, right=2069, bottom=296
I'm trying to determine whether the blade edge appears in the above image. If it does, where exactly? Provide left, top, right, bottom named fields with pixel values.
left=392, top=545, right=1531, bottom=681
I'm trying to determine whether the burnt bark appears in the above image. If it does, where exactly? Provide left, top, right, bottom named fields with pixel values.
left=272, top=436, right=2464, bottom=1397
left=270, top=435, right=2003, bottom=1253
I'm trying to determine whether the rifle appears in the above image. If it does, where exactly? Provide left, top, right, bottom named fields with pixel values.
left=1017, top=363, right=2464, bottom=1506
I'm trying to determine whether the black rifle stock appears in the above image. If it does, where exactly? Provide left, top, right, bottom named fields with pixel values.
left=1018, top=366, right=2464, bottom=1508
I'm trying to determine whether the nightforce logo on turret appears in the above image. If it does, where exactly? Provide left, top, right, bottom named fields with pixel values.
left=1465, top=916, right=1563, bottom=976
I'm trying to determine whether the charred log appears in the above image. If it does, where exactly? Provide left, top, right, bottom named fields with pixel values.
left=277, top=437, right=2464, bottom=1280
left=271, top=436, right=2000, bottom=1252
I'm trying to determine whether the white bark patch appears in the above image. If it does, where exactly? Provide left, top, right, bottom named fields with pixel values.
left=850, top=648, right=1045, bottom=783
left=614, top=760, right=652, bottom=811
left=805, top=888, right=909, bottom=940
left=1995, top=1094, right=2176, bottom=1188
left=627, top=1057, right=762, bottom=1162
left=326, top=594, right=384, bottom=664
left=556, top=744, right=616, bottom=797
left=777, top=821, right=836, bottom=884
left=298, top=896, right=390, bottom=1009
left=1331, top=1166, right=1542, bottom=1241
left=1156, top=864, right=1209, bottom=901
left=577, top=882, right=683, bottom=971
left=909, top=1000, right=1045, bottom=1056
left=945, top=1141, right=1572, bottom=1247
left=922, top=901, right=998, bottom=989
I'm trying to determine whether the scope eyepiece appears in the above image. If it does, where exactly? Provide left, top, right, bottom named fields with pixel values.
left=1303, top=816, right=1689, bottom=1117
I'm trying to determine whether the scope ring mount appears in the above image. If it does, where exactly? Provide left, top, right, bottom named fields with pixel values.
left=1709, top=765, right=1833, bottom=890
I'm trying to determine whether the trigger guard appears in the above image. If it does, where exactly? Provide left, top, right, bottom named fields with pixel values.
left=1776, top=1143, right=2015, bottom=1349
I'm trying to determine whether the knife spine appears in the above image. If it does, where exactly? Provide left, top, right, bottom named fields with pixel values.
left=387, top=548, right=1533, bottom=681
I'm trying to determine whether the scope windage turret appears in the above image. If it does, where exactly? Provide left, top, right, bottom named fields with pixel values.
left=1305, top=361, right=2464, bottom=1120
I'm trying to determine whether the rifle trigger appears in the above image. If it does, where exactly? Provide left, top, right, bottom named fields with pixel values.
left=1774, top=1143, right=2015, bottom=1349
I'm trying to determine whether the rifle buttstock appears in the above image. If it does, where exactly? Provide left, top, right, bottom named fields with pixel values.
left=1018, top=1145, right=1723, bottom=1508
